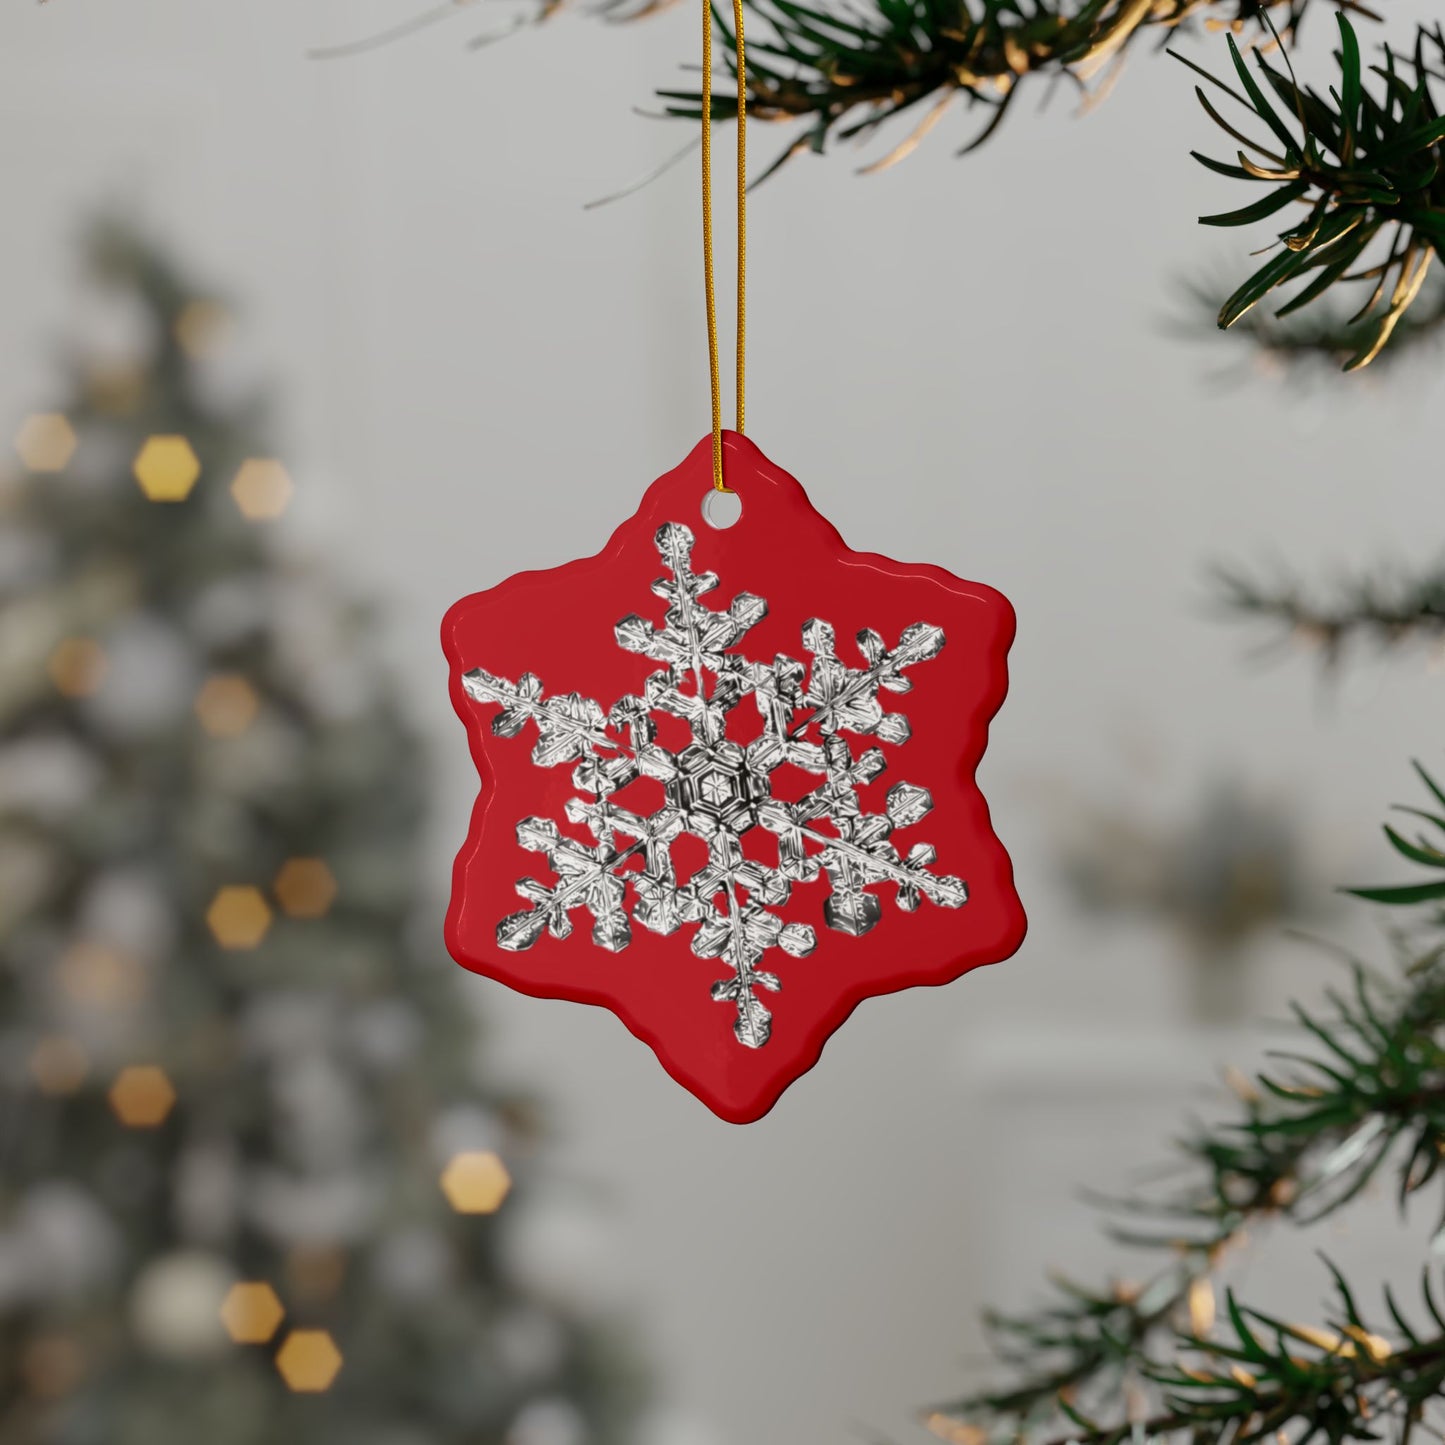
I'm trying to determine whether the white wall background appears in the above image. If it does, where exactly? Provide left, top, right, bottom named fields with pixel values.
left=3, top=3, right=1444, bottom=1442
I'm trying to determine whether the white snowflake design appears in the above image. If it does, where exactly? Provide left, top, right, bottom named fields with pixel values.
left=462, top=522, right=967, bottom=1049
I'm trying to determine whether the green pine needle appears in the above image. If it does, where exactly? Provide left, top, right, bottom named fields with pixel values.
left=926, top=929, right=1445, bottom=1445
left=1187, top=14, right=1445, bottom=370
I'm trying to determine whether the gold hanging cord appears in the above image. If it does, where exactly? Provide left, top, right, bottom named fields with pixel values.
left=700, top=0, right=746, bottom=491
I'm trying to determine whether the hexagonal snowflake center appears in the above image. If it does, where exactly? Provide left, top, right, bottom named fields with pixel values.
left=669, top=741, right=769, bottom=836
left=699, top=771, right=734, bottom=805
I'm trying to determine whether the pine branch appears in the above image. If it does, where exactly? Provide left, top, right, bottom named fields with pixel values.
left=1187, top=14, right=1445, bottom=371
left=656, top=3, right=1445, bottom=366
left=926, top=866, right=1445, bottom=1445
left=321, top=0, right=1445, bottom=369
left=1020, top=1270, right=1445, bottom=1445
left=932, top=1261, right=1445, bottom=1445
left=1150, top=1280, right=1445, bottom=1445
left=1217, top=560, right=1445, bottom=659
left=1350, top=764, right=1445, bottom=910
left=1180, top=269, right=1445, bottom=379
left=656, top=0, right=1343, bottom=171
left=663, top=5, right=1445, bottom=369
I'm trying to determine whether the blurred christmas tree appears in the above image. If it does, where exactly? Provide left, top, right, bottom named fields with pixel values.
left=0, top=220, right=642, bottom=1445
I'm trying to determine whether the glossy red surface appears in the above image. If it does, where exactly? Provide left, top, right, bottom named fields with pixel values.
left=443, top=432, right=1025, bottom=1122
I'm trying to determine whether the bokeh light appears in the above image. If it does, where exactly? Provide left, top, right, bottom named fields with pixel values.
left=133, top=436, right=200, bottom=502
left=274, top=858, right=337, bottom=919
left=194, top=674, right=260, bottom=738
left=59, top=940, right=146, bottom=1008
left=29, top=1036, right=89, bottom=1096
left=205, top=886, right=273, bottom=949
left=15, top=413, right=77, bottom=473
left=274, top=1329, right=343, bottom=1392
left=440, top=1151, right=512, bottom=1215
left=219, top=1282, right=285, bottom=1345
left=109, top=1065, right=177, bottom=1127
left=47, top=637, right=107, bottom=698
left=230, top=459, right=293, bottom=520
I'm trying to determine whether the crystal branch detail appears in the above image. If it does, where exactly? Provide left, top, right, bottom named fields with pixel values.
left=462, top=522, right=966, bottom=1049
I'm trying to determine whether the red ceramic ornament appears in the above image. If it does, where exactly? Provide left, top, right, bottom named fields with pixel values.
left=443, top=433, right=1024, bottom=1123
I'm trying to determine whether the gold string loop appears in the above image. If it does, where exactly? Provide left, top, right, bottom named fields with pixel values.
left=701, top=0, right=746, bottom=492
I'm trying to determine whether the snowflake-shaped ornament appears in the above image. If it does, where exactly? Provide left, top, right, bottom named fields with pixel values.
left=444, top=434, right=1024, bottom=1122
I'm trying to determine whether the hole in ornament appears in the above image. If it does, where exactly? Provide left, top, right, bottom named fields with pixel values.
left=702, top=488, right=742, bottom=530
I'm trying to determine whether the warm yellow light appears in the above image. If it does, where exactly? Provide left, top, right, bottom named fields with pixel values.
left=15, top=413, right=77, bottom=473
left=219, top=1282, right=285, bottom=1345
left=59, top=940, right=145, bottom=1008
left=275, top=1329, right=343, bottom=1392
left=230, top=459, right=293, bottom=521
left=440, top=1151, right=512, bottom=1215
left=274, top=858, right=337, bottom=919
left=109, top=1065, right=177, bottom=1127
left=29, top=1036, right=89, bottom=1096
left=194, top=674, right=260, bottom=738
left=133, top=436, right=200, bottom=502
left=205, top=886, right=273, bottom=950
left=47, top=638, right=107, bottom=698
